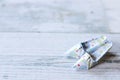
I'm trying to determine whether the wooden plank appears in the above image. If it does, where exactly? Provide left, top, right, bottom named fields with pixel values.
left=102, top=0, right=120, bottom=33
left=0, top=33, right=120, bottom=80
left=0, top=0, right=108, bottom=33
left=0, top=52, right=120, bottom=80
left=0, top=33, right=119, bottom=55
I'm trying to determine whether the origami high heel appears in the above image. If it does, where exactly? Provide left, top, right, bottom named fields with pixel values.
left=73, top=41, right=112, bottom=70
left=65, top=36, right=107, bottom=59
left=65, top=36, right=112, bottom=69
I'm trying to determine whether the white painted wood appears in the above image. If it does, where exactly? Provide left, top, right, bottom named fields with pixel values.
left=0, top=33, right=120, bottom=80
left=0, top=0, right=120, bottom=33
left=0, top=53, right=120, bottom=80
left=0, top=0, right=108, bottom=33
left=102, top=0, right=120, bottom=33
left=0, top=33, right=119, bottom=55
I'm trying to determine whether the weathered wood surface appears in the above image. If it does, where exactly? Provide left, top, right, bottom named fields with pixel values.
left=0, top=0, right=120, bottom=33
left=0, top=0, right=111, bottom=33
left=0, top=33, right=120, bottom=80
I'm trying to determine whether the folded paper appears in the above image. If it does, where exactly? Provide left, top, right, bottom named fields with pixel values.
left=65, top=36, right=112, bottom=70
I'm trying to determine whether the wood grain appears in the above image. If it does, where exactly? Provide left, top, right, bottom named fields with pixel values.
left=0, top=33, right=119, bottom=55
left=0, top=33, right=120, bottom=80
left=0, top=0, right=108, bottom=33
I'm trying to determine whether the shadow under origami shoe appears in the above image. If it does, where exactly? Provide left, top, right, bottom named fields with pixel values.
left=65, top=36, right=112, bottom=69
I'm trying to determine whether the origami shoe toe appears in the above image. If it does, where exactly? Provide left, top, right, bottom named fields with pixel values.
left=65, top=43, right=85, bottom=59
left=73, top=52, right=94, bottom=70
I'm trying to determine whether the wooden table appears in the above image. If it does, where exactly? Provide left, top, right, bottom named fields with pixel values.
left=0, top=33, right=120, bottom=80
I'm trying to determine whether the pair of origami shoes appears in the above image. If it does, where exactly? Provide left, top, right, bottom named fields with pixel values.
left=65, top=36, right=112, bottom=70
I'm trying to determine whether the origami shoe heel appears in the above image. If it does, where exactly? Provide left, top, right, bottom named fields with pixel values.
left=73, top=41, right=112, bottom=70
left=91, top=41, right=112, bottom=62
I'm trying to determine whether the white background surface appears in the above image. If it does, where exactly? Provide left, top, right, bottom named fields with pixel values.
left=0, top=0, right=119, bottom=33
left=0, top=0, right=120, bottom=80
